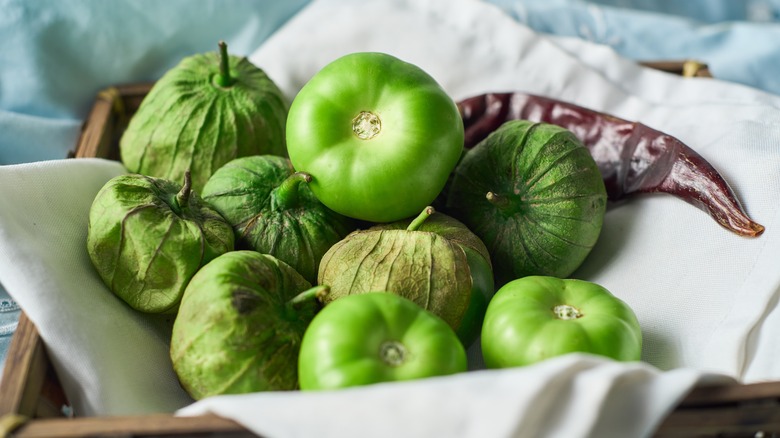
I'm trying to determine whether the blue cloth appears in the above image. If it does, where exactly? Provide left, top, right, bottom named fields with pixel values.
left=0, top=0, right=309, bottom=164
left=487, top=0, right=780, bottom=94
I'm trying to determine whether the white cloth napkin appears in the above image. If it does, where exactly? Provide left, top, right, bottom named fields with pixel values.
left=178, top=354, right=729, bottom=438
left=0, top=0, right=779, bottom=436
left=0, top=159, right=194, bottom=415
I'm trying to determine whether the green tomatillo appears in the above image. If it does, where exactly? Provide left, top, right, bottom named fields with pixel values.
left=120, top=41, right=288, bottom=193
left=86, top=171, right=234, bottom=313
left=481, top=276, right=642, bottom=368
left=318, top=206, right=493, bottom=348
left=170, top=251, right=326, bottom=398
left=285, top=52, right=464, bottom=223
left=201, top=155, right=355, bottom=284
left=445, top=120, right=607, bottom=286
left=298, top=292, right=467, bottom=390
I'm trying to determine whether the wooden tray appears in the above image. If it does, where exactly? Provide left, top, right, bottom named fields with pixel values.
left=4, top=61, right=780, bottom=438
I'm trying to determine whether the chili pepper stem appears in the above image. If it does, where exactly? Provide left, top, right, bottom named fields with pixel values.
left=271, top=172, right=312, bottom=211
left=215, top=41, right=233, bottom=87
left=176, top=170, right=193, bottom=210
left=407, top=206, right=435, bottom=231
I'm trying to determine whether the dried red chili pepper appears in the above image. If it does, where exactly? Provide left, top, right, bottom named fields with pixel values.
left=457, top=92, right=764, bottom=238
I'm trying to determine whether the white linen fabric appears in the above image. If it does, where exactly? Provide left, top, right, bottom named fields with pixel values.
left=0, top=0, right=779, bottom=436
left=178, top=354, right=731, bottom=438
left=0, top=159, right=194, bottom=416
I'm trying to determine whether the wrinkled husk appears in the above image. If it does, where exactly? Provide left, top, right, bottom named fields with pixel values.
left=86, top=173, right=234, bottom=313
left=446, top=120, right=607, bottom=286
left=120, top=51, right=288, bottom=193
left=318, top=227, right=472, bottom=331
left=202, top=155, right=355, bottom=284
left=372, top=212, right=492, bottom=267
left=170, top=251, right=319, bottom=399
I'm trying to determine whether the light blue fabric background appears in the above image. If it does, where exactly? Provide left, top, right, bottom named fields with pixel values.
left=489, top=0, right=780, bottom=94
left=0, top=0, right=778, bottom=374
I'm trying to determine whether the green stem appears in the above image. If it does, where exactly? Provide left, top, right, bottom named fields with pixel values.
left=271, top=172, right=312, bottom=211
left=176, top=170, right=193, bottom=210
left=407, top=206, right=435, bottom=231
left=485, top=191, right=510, bottom=209
left=215, top=40, right=233, bottom=87
left=286, top=285, right=329, bottom=313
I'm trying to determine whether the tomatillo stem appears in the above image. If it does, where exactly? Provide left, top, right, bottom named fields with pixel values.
left=286, top=285, right=329, bottom=314
left=176, top=170, right=193, bottom=210
left=486, top=191, right=511, bottom=208
left=271, top=172, right=313, bottom=211
left=215, top=40, right=233, bottom=87
left=407, top=206, right=435, bottom=231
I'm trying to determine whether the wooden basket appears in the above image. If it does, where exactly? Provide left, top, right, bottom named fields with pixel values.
left=3, top=61, right=779, bottom=438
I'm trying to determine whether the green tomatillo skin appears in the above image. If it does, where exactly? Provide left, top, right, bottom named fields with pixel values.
left=318, top=207, right=493, bottom=348
left=86, top=172, right=234, bottom=313
left=170, top=251, right=325, bottom=399
left=298, top=292, right=467, bottom=390
left=120, top=42, right=288, bottom=193
left=201, top=155, right=355, bottom=284
left=285, top=52, right=464, bottom=223
left=446, top=120, right=607, bottom=286
left=481, top=276, right=642, bottom=368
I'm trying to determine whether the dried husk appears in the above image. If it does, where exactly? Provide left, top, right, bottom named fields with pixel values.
left=318, top=221, right=472, bottom=331
left=120, top=48, right=287, bottom=193
left=170, top=251, right=320, bottom=398
left=86, top=173, right=234, bottom=313
left=201, top=155, right=355, bottom=284
left=446, top=120, right=607, bottom=286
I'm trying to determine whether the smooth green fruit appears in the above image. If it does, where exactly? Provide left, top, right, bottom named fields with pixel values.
left=120, top=41, right=288, bottom=193
left=481, top=276, right=642, bottom=368
left=285, top=52, right=463, bottom=223
left=86, top=171, right=234, bottom=313
left=298, top=292, right=467, bottom=390
left=446, top=120, right=607, bottom=286
left=201, top=155, right=355, bottom=284
left=171, top=251, right=325, bottom=399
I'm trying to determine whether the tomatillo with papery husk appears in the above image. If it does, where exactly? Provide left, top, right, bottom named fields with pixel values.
left=171, top=251, right=327, bottom=398
left=445, top=120, right=607, bottom=286
left=86, top=171, right=234, bottom=313
left=318, top=206, right=493, bottom=348
left=201, top=155, right=355, bottom=284
left=120, top=41, right=288, bottom=193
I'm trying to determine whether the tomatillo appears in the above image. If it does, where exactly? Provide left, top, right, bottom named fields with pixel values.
left=298, top=292, right=467, bottom=390
left=481, top=276, right=642, bottom=368
left=285, top=52, right=464, bottom=223
left=317, top=207, right=494, bottom=348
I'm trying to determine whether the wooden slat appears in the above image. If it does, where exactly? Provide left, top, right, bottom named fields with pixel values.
left=12, top=413, right=254, bottom=438
left=71, top=82, right=154, bottom=160
left=0, top=313, right=48, bottom=419
left=655, top=403, right=780, bottom=437
left=639, top=60, right=712, bottom=78
left=72, top=89, right=117, bottom=160
left=678, top=380, right=780, bottom=408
